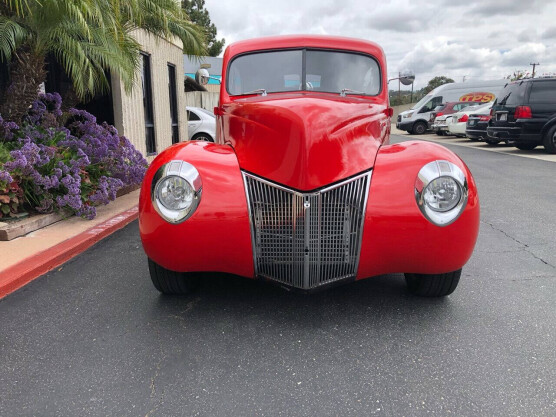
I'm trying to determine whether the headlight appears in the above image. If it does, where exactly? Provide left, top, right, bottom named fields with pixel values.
left=403, top=111, right=414, bottom=118
left=157, top=176, right=194, bottom=210
left=423, top=177, right=461, bottom=212
left=415, top=160, right=468, bottom=226
left=151, top=160, right=202, bottom=224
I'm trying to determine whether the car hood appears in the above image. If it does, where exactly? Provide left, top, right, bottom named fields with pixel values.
left=223, top=93, right=387, bottom=191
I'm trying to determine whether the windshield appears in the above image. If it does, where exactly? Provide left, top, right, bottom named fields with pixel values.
left=227, top=49, right=381, bottom=96
left=496, top=82, right=527, bottom=106
left=411, top=94, right=433, bottom=110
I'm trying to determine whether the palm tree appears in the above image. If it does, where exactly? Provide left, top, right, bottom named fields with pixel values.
left=0, top=0, right=205, bottom=122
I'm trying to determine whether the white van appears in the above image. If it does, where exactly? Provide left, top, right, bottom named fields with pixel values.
left=396, top=80, right=508, bottom=134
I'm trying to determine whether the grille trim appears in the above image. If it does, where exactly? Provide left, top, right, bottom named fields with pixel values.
left=242, top=171, right=372, bottom=290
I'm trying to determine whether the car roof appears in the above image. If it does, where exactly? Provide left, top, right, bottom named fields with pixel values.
left=225, top=35, right=385, bottom=59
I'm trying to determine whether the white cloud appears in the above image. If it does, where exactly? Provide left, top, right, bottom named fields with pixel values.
left=204, top=0, right=556, bottom=89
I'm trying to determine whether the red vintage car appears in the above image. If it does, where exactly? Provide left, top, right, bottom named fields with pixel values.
left=139, top=35, right=480, bottom=297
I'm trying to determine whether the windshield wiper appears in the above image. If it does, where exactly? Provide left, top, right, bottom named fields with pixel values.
left=243, top=88, right=267, bottom=96
left=340, top=88, right=366, bottom=97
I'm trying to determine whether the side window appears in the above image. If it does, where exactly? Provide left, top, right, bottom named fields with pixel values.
left=187, top=110, right=200, bottom=121
left=529, top=82, right=556, bottom=104
left=454, top=104, right=462, bottom=111
left=419, top=99, right=433, bottom=113
left=432, top=96, right=443, bottom=107
left=420, top=96, right=443, bottom=113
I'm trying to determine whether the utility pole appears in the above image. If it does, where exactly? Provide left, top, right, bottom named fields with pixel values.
left=398, top=72, right=401, bottom=104
left=462, top=75, right=468, bottom=82
left=530, top=62, right=540, bottom=78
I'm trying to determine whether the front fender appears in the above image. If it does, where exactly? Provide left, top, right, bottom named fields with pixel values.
left=356, top=141, right=480, bottom=278
left=139, top=141, right=254, bottom=276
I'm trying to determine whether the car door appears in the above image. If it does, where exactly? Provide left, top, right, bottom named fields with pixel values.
left=528, top=80, right=556, bottom=127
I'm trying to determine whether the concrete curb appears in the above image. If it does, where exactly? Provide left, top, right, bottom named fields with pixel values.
left=0, top=206, right=138, bottom=299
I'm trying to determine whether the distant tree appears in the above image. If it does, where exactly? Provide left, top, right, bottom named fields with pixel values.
left=505, top=70, right=530, bottom=81
left=423, top=76, right=455, bottom=94
left=182, top=0, right=224, bottom=56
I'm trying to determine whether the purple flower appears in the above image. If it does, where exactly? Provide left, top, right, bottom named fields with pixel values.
left=0, top=115, right=20, bottom=142
left=1, top=92, right=147, bottom=220
left=0, top=170, right=13, bottom=185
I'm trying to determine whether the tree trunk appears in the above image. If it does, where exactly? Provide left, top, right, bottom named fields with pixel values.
left=61, top=87, right=82, bottom=113
left=0, top=47, right=46, bottom=124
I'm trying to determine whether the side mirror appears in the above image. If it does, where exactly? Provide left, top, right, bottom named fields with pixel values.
left=195, top=68, right=210, bottom=86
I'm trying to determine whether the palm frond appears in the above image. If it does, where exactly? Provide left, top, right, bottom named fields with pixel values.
left=2, top=0, right=33, bottom=17
left=0, top=16, right=29, bottom=62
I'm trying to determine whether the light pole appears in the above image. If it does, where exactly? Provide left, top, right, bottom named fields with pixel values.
left=388, top=71, right=415, bottom=104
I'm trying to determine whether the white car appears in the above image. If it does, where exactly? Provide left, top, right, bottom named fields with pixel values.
left=187, top=106, right=216, bottom=142
left=448, top=103, right=493, bottom=137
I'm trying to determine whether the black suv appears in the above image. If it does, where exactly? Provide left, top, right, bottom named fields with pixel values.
left=486, top=78, right=556, bottom=153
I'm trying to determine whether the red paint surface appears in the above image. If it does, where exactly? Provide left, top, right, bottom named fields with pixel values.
left=222, top=95, right=388, bottom=191
left=357, top=141, right=480, bottom=278
left=217, top=35, right=390, bottom=191
left=0, top=207, right=138, bottom=299
left=139, top=142, right=254, bottom=277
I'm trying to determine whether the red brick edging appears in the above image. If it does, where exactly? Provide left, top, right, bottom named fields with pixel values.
left=0, top=206, right=139, bottom=299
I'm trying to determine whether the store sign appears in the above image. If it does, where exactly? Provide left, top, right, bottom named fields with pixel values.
left=459, top=92, right=495, bottom=103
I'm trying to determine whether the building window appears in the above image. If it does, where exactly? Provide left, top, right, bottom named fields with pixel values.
left=141, top=53, right=156, bottom=154
left=167, top=64, right=179, bottom=144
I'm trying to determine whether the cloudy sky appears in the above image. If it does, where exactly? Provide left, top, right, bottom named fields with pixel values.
left=205, top=0, right=556, bottom=89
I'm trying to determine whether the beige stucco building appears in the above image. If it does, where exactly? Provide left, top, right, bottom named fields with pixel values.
left=111, top=29, right=188, bottom=161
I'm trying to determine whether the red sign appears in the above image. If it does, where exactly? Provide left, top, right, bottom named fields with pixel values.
left=459, top=92, right=495, bottom=103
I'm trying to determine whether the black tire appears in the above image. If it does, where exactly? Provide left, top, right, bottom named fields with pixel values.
left=435, top=131, right=444, bottom=136
left=484, top=139, right=500, bottom=146
left=404, top=269, right=461, bottom=297
left=515, top=143, right=537, bottom=151
left=411, top=121, right=427, bottom=135
left=543, top=125, right=556, bottom=154
left=192, top=132, right=214, bottom=142
left=148, top=258, right=200, bottom=295
left=468, top=136, right=479, bottom=142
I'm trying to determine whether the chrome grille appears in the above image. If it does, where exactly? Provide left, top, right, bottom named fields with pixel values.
left=243, top=172, right=371, bottom=289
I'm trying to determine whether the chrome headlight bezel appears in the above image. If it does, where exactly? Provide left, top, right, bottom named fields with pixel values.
left=151, top=160, right=202, bottom=224
left=415, top=160, right=468, bottom=227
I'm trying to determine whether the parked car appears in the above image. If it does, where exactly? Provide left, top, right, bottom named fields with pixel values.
left=187, top=106, right=216, bottom=142
left=448, top=102, right=493, bottom=137
left=431, top=101, right=486, bottom=135
left=397, top=79, right=506, bottom=134
left=486, top=78, right=556, bottom=153
left=466, top=105, right=494, bottom=141
left=140, top=35, right=480, bottom=298
left=431, top=114, right=453, bottom=135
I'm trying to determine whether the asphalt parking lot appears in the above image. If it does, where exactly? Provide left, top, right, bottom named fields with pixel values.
left=1, top=133, right=555, bottom=416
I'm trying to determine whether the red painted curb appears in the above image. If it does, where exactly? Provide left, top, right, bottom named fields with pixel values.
left=0, top=206, right=139, bottom=299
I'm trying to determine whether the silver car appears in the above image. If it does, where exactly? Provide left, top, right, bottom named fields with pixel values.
left=187, top=106, right=216, bottom=142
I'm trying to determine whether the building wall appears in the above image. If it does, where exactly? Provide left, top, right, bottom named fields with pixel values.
left=111, top=29, right=187, bottom=161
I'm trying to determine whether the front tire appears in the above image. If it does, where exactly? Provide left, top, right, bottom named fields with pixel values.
left=543, top=125, right=556, bottom=154
left=404, top=269, right=461, bottom=297
left=484, top=139, right=500, bottom=146
left=148, top=258, right=200, bottom=295
left=411, top=121, right=427, bottom=135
